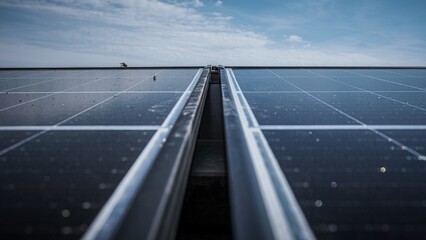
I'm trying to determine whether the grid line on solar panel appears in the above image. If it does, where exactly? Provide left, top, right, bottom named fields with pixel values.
left=0, top=70, right=123, bottom=111
left=345, top=69, right=426, bottom=91
left=304, top=70, right=426, bottom=112
left=226, top=68, right=315, bottom=240
left=0, top=69, right=163, bottom=155
left=267, top=69, right=425, bottom=160
left=82, top=68, right=203, bottom=240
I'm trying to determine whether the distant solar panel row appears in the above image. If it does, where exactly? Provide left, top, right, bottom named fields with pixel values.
left=0, top=67, right=425, bottom=240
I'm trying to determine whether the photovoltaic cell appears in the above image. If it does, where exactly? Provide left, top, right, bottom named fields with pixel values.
left=0, top=93, right=114, bottom=125
left=0, top=93, right=49, bottom=109
left=311, top=92, right=426, bottom=125
left=372, top=76, right=426, bottom=89
left=390, top=69, right=426, bottom=77
left=0, top=130, right=155, bottom=239
left=263, top=129, right=426, bottom=240
left=64, top=93, right=181, bottom=126
left=0, top=131, right=38, bottom=150
left=244, top=92, right=357, bottom=125
left=236, top=76, right=299, bottom=91
left=316, top=76, right=418, bottom=91
left=278, top=76, right=357, bottom=91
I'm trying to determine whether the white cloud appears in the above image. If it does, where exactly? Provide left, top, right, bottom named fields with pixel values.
left=286, top=35, right=304, bottom=42
left=192, top=0, right=204, bottom=7
left=283, top=34, right=311, bottom=49
left=174, top=0, right=204, bottom=8
left=215, top=1, right=223, bottom=7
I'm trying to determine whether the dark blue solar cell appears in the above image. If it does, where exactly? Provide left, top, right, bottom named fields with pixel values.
left=389, top=69, right=426, bottom=77
left=375, top=92, right=426, bottom=109
left=0, top=130, right=154, bottom=239
left=349, top=69, right=400, bottom=77
left=232, top=69, right=276, bottom=78
left=271, top=69, right=318, bottom=77
left=312, top=92, right=426, bottom=125
left=0, top=93, right=49, bottom=109
left=0, top=93, right=114, bottom=126
left=279, top=76, right=357, bottom=91
left=237, top=77, right=299, bottom=91
left=9, top=77, right=105, bottom=92
left=373, top=76, right=426, bottom=90
left=64, top=93, right=181, bottom=125
left=263, top=129, right=426, bottom=240
left=309, top=69, right=359, bottom=77
left=381, top=130, right=426, bottom=158
left=0, top=71, right=20, bottom=77
left=322, top=76, right=418, bottom=91
left=128, top=70, right=197, bottom=91
left=0, top=131, right=38, bottom=150
left=113, top=70, right=157, bottom=78
left=0, top=71, right=52, bottom=78
left=67, top=77, right=157, bottom=92
left=244, top=92, right=357, bottom=125
left=0, top=70, right=163, bottom=92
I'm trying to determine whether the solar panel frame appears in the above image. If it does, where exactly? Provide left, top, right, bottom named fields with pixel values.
left=221, top=67, right=315, bottom=240
left=111, top=68, right=210, bottom=240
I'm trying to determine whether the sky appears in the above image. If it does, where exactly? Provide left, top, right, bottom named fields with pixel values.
left=0, top=0, right=426, bottom=67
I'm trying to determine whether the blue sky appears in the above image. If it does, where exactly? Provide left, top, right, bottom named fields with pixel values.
left=0, top=0, right=426, bottom=67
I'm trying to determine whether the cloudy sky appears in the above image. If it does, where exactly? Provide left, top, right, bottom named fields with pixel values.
left=0, top=0, right=426, bottom=67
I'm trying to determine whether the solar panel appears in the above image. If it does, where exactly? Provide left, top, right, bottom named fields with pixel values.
left=223, top=68, right=426, bottom=240
left=1, top=66, right=425, bottom=240
left=0, top=68, right=206, bottom=239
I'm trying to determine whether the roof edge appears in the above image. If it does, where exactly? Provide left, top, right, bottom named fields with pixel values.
left=226, top=66, right=426, bottom=69
left=0, top=66, right=204, bottom=70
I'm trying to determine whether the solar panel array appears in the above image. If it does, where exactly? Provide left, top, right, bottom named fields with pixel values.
left=228, top=68, right=426, bottom=240
left=0, top=68, right=201, bottom=239
left=1, top=67, right=426, bottom=240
